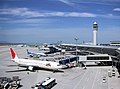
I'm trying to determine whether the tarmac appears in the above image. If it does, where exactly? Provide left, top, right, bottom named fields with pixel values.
left=0, top=45, right=120, bottom=89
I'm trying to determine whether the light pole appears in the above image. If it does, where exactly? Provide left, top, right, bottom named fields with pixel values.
left=74, top=38, right=79, bottom=66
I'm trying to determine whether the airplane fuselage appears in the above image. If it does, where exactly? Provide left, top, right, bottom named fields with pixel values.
left=13, top=58, right=62, bottom=70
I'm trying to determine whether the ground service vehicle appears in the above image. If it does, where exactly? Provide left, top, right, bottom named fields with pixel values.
left=32, top=77, right=56, bottom=89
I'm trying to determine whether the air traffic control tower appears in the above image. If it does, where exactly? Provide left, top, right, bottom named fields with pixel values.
left=93, top=22, right=98, bottom=45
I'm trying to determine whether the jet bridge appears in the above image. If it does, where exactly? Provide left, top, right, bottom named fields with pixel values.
left=78, top=54, right=112, bottom=67
left=79, top=54, right=112, bottom=62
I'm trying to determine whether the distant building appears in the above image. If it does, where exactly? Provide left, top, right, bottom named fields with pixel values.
left=110, top=41, right=120, bottom=46
left=100, top=44, right=110, bottom=46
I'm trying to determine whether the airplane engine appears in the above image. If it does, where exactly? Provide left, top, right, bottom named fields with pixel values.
left=28, top=66, right=34, bottom=71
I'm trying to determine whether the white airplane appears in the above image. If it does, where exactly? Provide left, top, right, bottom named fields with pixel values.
left=27, top=49, right=46, bottom=57
left=27, top=46, right=62, bottom=58
left=10, top=48, right=64, bottom=72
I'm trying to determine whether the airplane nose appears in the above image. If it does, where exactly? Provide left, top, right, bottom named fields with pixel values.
left=118, top=47, right=120, bottom=50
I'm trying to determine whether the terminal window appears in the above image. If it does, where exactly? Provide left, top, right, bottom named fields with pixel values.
left=87, top=56, right=109, bottom=60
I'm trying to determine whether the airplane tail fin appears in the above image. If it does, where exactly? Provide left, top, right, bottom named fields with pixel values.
left=48, top=47, right=61, bottom=54
left=27, top=49, right=32, bottom=54
left=10, top=48, right=18, bottom=60
left=27, top=49, right=29, bottom=54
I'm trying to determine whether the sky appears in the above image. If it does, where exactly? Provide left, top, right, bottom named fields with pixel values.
left=0, top=0, right=120, bottom=44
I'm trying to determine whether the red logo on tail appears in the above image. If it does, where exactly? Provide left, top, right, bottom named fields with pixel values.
left=10, top=48, right=15, bottom=59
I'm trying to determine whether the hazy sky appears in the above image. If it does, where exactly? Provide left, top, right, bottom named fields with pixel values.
left=0, top=0, right=120, bottom=44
